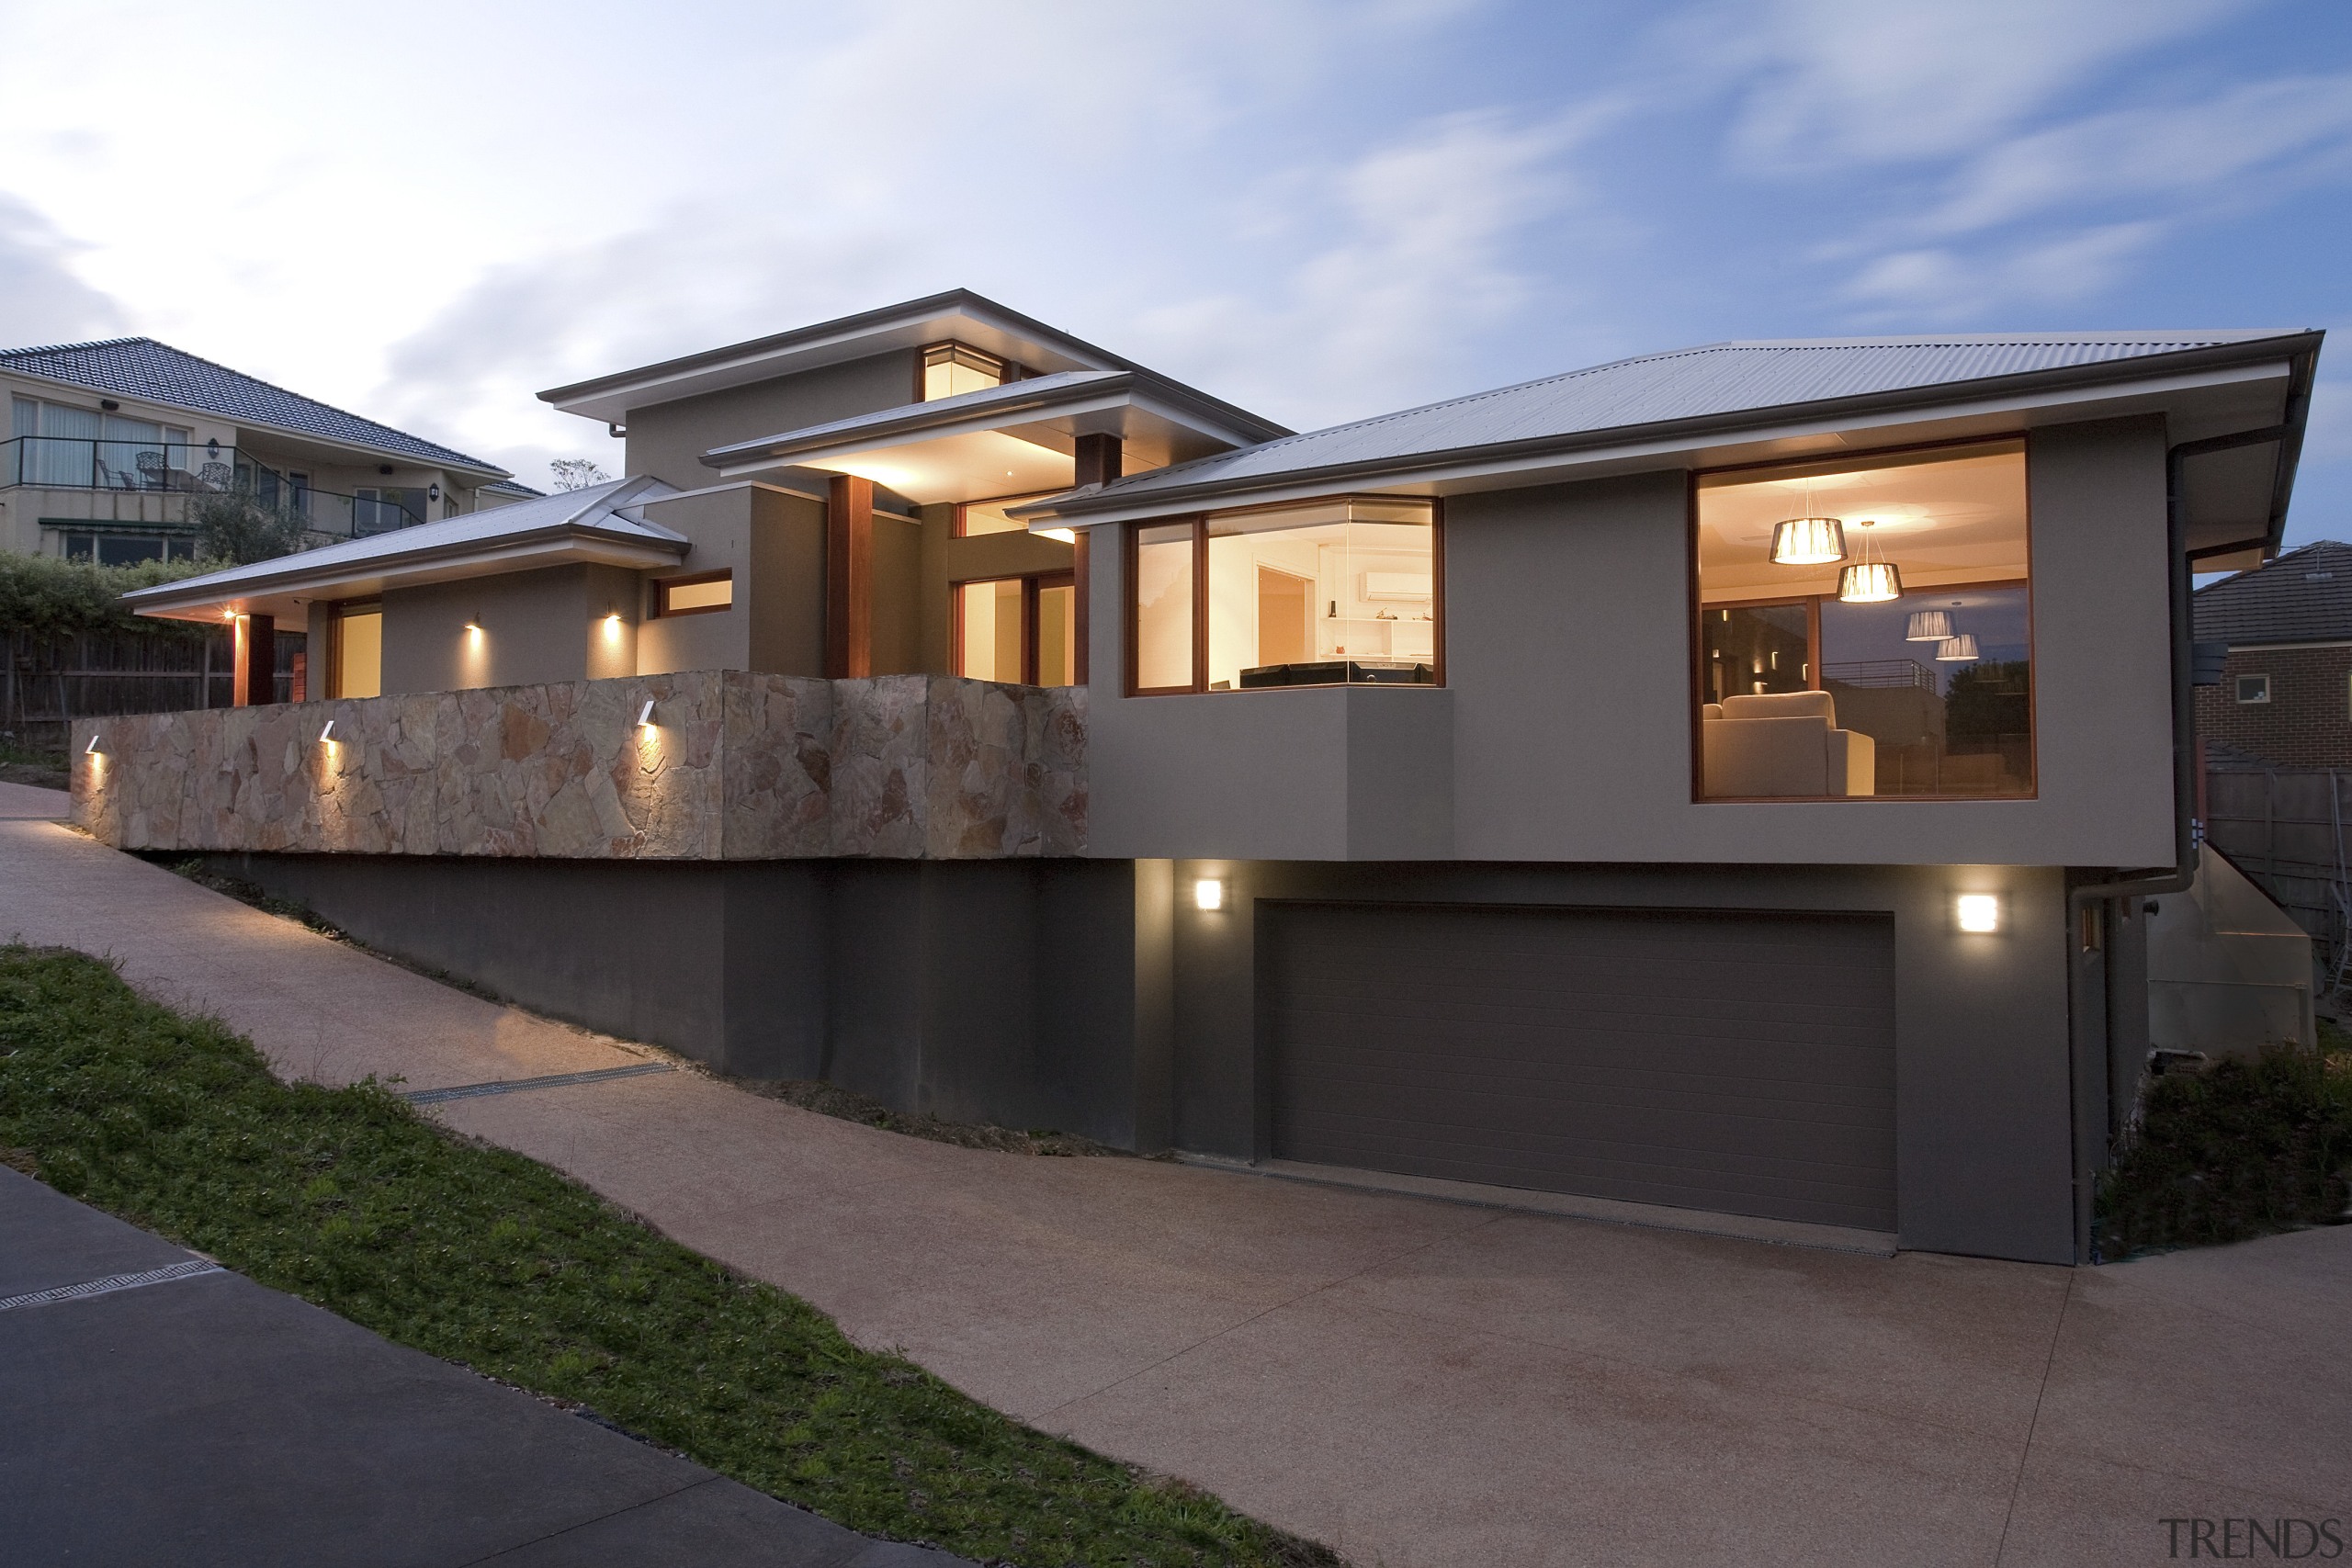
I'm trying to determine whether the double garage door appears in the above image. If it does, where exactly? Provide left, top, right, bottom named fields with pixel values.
left=1264, top=903, right=1897, bottom=1233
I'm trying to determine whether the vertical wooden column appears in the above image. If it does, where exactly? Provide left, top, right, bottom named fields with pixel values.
left=231, top=614, right=274, bottom=706
left=1070, top=434, right=1122, bottom=688
left=826, top=474, right=874, bottom=679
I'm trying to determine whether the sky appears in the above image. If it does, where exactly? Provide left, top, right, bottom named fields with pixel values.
left=1, top=0, right=2347, bottom=541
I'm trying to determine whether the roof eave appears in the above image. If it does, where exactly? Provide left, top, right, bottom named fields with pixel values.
left=123, top=522, right=688, bottom=616
left=1015, top=333, right=2324, bottom=525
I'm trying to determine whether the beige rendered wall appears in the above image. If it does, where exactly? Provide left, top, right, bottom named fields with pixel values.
left=638, top=483, right=827, bottom=678
left=380, top=565, right=607, bottom=694
left=622, top=352, right=919, bottom=490
left=1089, top=415, right=2178, bottom=868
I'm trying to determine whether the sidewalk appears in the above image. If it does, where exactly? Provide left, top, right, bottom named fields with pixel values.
left=4, top=807, right=2347, bottom=1566
left=0, top=1168, right=960, bottom=1567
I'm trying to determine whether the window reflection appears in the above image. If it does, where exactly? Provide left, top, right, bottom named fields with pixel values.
left=1696, top=442, right=2032, bottom=799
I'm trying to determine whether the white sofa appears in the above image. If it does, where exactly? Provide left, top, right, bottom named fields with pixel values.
left=1702, top=691, right=1875, bottom=797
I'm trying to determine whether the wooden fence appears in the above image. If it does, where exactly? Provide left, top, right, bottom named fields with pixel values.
left=2, top=627, right=305, bottom=747
left=2202, top=763, right=2352, bottom=991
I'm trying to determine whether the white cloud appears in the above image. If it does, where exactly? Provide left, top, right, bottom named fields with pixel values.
left=1922, top=73, right=2352, bottom=236
left=1845, top=221, right=2164, bottom=319
left=1687, top=0, right=2247, bottom=172
left=0, top=194, right=119, bottom=347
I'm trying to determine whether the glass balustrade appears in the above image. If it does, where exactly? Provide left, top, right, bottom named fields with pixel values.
left=2, top=438, right=429, bottom=536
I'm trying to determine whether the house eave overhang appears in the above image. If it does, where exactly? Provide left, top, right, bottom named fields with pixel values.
left=1011, top=333, right=2324, bottom=533
left=122, top=524, right=688, bottom=624
left=537, top=288, right=1291, bottom=444
left=0, top=364, right=510, bottom=479
left=700, top=371, right=1270, bottom=493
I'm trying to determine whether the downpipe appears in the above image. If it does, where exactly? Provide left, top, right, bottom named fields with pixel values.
left=2065, top=415, right=2301, bottom=1260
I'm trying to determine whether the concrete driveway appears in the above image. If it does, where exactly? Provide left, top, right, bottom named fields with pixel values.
left=3, top=794, right=2346, bottom=1567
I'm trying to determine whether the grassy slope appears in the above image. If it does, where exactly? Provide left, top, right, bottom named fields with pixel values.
left=0, top=945, right=1336, bottom=1568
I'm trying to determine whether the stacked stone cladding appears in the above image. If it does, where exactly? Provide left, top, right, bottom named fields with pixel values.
left=73, top=671, right=1086, bottom=860
left=2195, top=644, right=2352, bottom=770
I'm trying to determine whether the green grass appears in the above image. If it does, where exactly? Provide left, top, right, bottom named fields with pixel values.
left=2096, top=1038, right=2352, bottom=1259
left=0, top=945, right=1340, bottom=1568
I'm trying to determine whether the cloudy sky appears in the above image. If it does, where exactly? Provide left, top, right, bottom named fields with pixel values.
left=2, top=0, right=2346, bottom=538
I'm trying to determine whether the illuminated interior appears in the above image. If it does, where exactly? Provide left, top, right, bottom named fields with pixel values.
left=922, top=343, right=1009, bottom=402
left=660, top=575, right=733, bottom=615
left=956, top=575, right=1075, bottom=686
left=334, top=604, right=381, bottom=699
left=1695, top=441, right=2032, bottom=799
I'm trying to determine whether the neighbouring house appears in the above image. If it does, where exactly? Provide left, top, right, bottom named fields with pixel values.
left=2, top=337, right=538, bottom=566
left=84, top=293, right=2324, bottom=1266
left=2192, top=539, right=2352, bottom=768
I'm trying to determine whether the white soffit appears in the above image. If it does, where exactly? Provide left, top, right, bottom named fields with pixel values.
left=795, top=429, right=1074, bottom=504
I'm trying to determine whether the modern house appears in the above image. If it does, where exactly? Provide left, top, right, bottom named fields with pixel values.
left=3, top=337, right=536, bottom=565
left=85, top=294, right=2324, bottom=1266
left=2192, top=539, right=2352, bottom=768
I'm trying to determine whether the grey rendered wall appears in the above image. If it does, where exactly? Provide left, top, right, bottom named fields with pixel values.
left=381, top=565, right=598, bottom=694
left=1158, top=856, right=2078, bottom=1263
left=192, top=852, right=1160, bottom=1149
left=1083, top=416, right=2176, bottom=869
left=624, top=353, right=919, bottom=490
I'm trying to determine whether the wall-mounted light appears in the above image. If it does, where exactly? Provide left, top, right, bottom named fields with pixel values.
left=318, top=720, right=336, bottom=746
left=85, top=734, right=102, bottom=755
left=465, top=618, right=483, bottom=643
left=604, top=610, right=626, bottom=645
left=637, top=700, right=657, bottom=728
left=1956, top=894, right=2001, bottom=933
left=207, top=437, right=221, bottom=460
left=427, top=482, right=442, bottom=503
left=1195, top=877, right=1225, bottom=912
left=222, top=607, right=237, bottom=621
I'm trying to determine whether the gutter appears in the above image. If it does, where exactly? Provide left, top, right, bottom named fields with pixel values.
left=1020, top=333, right=2324, bottom=525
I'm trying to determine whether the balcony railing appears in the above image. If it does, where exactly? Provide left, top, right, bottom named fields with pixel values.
left=2, top=437, right=426, bottom=536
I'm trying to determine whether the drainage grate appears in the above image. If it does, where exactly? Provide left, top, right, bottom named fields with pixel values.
left=0, top=1258, right=223, bottom=1313
left=399, top=1062, right=675, bottom=1106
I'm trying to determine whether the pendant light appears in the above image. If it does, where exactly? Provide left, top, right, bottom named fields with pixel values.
left=1769, top=472, right=1846, bottom=566
left=1905, top=609, right=1953, bottom=642
left=1837, top=520, right=1902, bottom=604
left=1771, top=516, right=1846, bottom=565
left=1935, top=633, right=1982, bottom=662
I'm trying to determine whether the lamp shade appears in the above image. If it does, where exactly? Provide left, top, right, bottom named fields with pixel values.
left=1770, top=516, right=1846, bottom=565
left=1935, top=634, right=1982, bottom=662
left=1838, top=560, right=1903, bottom=604
left=1905, top=609, right=1952, bottom=642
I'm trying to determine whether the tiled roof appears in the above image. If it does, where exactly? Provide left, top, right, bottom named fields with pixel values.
left=0, top=337, right=508, bottom=475
left=481, top=478, right=547, bottom=498
left=2194, top=540, right=2352, bottom=647
left=1053, top=331, right=2312, bottom=511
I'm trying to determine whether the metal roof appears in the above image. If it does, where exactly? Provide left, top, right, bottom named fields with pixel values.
left=540, top=288, right=1293, bottom=443
left=2193, top=540, right=2352, bottom=647
left=1026, top=330, right=2316, bottom=517
left=0, top=337, right=509, bottom=475
left=123, top=477, right=684, bottom=614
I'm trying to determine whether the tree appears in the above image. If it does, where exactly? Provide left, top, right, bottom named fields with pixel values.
left=550, top=458, right=612, bottom=491
left=189, top=488, right=309, bottom=566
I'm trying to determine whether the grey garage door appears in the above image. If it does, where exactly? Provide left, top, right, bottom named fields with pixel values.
left=1265, top=904, right=1897, bottom=1232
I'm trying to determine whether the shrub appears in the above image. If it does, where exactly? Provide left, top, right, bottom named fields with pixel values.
left=2097, top=1044, right=2352, bottom=1258
left=0, top=552, right=214, bottom=639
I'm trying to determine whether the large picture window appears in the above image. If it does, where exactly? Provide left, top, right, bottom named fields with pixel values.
left=1694, top=440, right=2032, bottom=799
left=1126, top=497, right=1441, bottom=694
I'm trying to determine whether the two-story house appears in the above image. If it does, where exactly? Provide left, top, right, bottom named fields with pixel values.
left=90, top=294, right=2323, bottom=1267
left=2192, top=538, right=2352, bottom=768
left=3, top=337, right=537, bottom=565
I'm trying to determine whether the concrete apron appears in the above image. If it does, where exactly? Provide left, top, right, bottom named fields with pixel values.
left=3, top=818, right=2346, bottom=1568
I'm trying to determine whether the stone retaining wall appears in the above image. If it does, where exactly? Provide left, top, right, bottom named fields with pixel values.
left=72, top=671, right=1085, bottom=861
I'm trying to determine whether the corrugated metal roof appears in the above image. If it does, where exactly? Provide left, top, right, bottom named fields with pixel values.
left=2194, top=540, right=2352, bottom=646
left=1071, top=331, right=2308, bottom=507
left=122, top=477, right=684, bottom=606
left=1, top=337, right=508, bottom=475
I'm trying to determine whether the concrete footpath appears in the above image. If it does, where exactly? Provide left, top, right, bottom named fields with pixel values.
left=0, top=1168, right=961, bottom=1567
left=4, top=792, right=2348, bottom=1567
